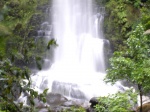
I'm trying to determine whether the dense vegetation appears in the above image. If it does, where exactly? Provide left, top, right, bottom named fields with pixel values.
left=0, top=0, right=50, bottom=67
left=0, top=0, right=54, bottom=111
left=105, top=24, right=150, bottom=112
left=100, top=0, right=150, bottom=112
left=0, top=0, right=150, bottom=112
left=94, top=89, right=137, bottom=112
left=104, top=0, right=150, bottom=51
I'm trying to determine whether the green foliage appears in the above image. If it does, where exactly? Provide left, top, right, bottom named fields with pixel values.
left=47, top=39, right=58, bottom=49
left=105, top=24, right=150, bottom=111
left=0, top=24, right=11, bottom=36
left=0, top=0, right=54, bottom=70
left=1, top=0, right=37, bottom=31
left=104, top=0, right=150, bottom=51
left=0, top=37, right=7, bottom=59
left=0, top=58, right=49, bottom=112
left=94, top=89, right=137, bottom=112
left=104, top=0, right=132, bottom=50
left=0, top=59, right=28, bottom=112
left=0, top=0, right=51, bottom=111
left=105, top=24, right=150, bottom=92
left=141, top=7, right=150, bottom=30
left=104, top=1, right=150, bottom=110
left=95, top=0, right=109, bottom=5
left=63, top=106, right=86, bottom=112
left=125, top=0, right=141, bottom=8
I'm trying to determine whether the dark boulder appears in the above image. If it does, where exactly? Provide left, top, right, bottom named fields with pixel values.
left=89, top=97, right=99, bottom=108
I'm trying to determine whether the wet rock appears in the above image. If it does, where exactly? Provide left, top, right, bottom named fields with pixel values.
left=51, top=81, right=87, bottom=100
left=39, top=108, right=49, bottom=112
left=61, top=99, right=86, bottom=108
left=46, top=93, right=68, bottom=106
left=62, top=100, right=78, bottom=107
left=34, top=98, right=47, bottom=109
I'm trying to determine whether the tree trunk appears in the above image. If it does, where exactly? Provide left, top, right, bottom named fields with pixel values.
left=138, top=84, right=143, bottom=112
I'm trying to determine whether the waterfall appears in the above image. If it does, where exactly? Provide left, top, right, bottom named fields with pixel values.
left=31, top=0, right=122, bottom=102
left=52, top=0, right=105, bottom=73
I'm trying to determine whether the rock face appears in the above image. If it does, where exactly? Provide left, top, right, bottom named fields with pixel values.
left=136, top=102, right=150, bottom=112
left=46, top=93, right=68, bottom=107
left=36, top=92, right=91, bottom=112
left=51, top=81, right=88, bottom=100
left=45, top=93, right=88, bottom=111
left=36, top=94, right=150, bottom=112
left=35, top=92, right=112, bottom=112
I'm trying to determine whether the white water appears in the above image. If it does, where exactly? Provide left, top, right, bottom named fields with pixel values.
left=31, top=0, right=122, bottom=101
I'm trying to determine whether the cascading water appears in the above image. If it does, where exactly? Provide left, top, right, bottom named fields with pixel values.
left=31, top=0, right=122, bottom=102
